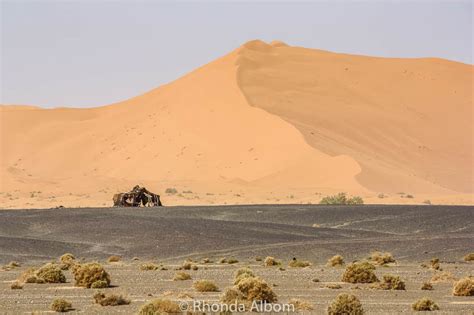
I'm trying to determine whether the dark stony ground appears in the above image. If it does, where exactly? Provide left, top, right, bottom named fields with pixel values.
left=0, top=205, right=473, bottom=314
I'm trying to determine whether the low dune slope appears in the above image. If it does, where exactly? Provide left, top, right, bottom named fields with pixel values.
left=237, top=40, right=473, bottom=194
left=0, top=47, right=363, bottom=208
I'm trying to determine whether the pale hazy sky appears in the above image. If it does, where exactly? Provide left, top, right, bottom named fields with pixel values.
left=1, top=0, right=472, bottom=108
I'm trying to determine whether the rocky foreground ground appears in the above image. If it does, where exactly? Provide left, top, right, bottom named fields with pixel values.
left=0, top=205, right=472, bottom=314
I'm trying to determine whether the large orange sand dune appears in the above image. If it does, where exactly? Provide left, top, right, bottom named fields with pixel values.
left=1, top=40, right=472, bottom=208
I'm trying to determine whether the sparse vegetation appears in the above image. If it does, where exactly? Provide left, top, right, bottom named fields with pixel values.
left=59, top=253, right=75, bottom=270
left=412, top=298, right=439, bottom=311
left=194, top=280, right=219, bottom=292
left=326, top=283, right=342, bottom=289
left=236, top=276, right=277, bottom=303
left=431, top=271, right=456, bottom=283
left=463, top=253, right=474, bottom=261
left=327, top=293, right=364, bottom=315
left=328, top=255, right=344, bottom=267
left=93, top=292, right=130, bottom=306
left=374, top=275, right=406, bottom=290
left=138, top=299, right=181, bottom=315
left=107, top=255, right=121, bottom=263
left=181, top=261, right=198, bottom=270
left=319, top=193, right=364, bottom=205
left=289, top=258, right=311, bottom=268
left=227, top=258, right=239, bottom=264
left=264, top=256, right=280, bottom=266
left=21, top=263, right=66, bottom=284
left=234, top=267, right=255, bottom=285
left=50, top=298, right=72, bottom=312
left=173, top=271, right=192, bottom=281
left=421, top=282, right=434, bottom=290
left=10, top=281, right=23, bottom=289
left=452, top=277, right=474, bottom=296
left=289, top=298, right=314, bottom=310
left=140, top=263, right=159, bottom=271
left=369, top=251, right=395, bottom=265
left=72, top=262, right=110, bottom=288
left=342, top=262, right=378, bottom=283
left=165, top=188, right=178, bottom=194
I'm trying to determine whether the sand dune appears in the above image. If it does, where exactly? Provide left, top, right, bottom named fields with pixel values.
left=1, top=40, right=472, bottom=208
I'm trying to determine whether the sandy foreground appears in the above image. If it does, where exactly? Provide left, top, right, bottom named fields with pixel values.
left=1, top=40, right=473, bottom=209
left=0, top=204, right=473, bottom=314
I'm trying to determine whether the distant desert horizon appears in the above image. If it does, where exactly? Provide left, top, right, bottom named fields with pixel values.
left=1, top=40, right=473, bottom=208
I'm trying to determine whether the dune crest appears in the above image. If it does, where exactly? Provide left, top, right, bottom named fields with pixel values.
left=1, top=40, right=472, bottom=208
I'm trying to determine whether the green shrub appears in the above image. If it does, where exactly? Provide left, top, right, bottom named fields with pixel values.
left=320, top=193, right=364, bottom=205
left=342, top=262, right=378, bottom=283
left=327, top=293, right=364, bottom=315
left=50, top=298, right=72, bottom=312
left=72, top=262, right=110, bottom=288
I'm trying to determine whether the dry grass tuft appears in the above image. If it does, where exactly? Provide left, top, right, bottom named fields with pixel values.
left=138, top=299, right=181, bottom=315
left=463, top=253, right=474, bottom=262
left=236, top=276, right=277, bottom=303
left=289, top=298, right=314, bottom=311
left=430, top=271, right=456, bottom=283
left=452, top=277, right=474, bottom=296
left=234, top=267, right=255, bottom=285
left=421, top=282, right=434, bottom=290
left=107, top=255, right=121, bottom=263
left=140, top=263, right=159, bottom=271
left=369, top=251, right=395, bottom=265
left=373, top=275, right=405, bottom=290
left=412, top=298, right=439, bottom=311
left=10, top=281, right=23, bottom=289
left=193, top=280, right=219, bottom=292
left=93, top=292, right=130, bottom=306
left=326, top=283, right=342, bottom=289
left=264, top=256, right=280, bottom=266
left=50, top=298, right=72, bottom=312
left=327, top=293, right=364, bottom=315
left=328, top=255, right=345, bottom=267
left=173, top=271, right=192, bottom=281
left=342, top=262, right=378, bottom=283
left=72, top=262, right=110, bottom=288
left=289, top=258, right=311, bottom=268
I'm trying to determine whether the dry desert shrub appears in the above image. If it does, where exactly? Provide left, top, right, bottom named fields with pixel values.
left=289, top=258, right=311, bottom=268
left=107, top=255, right=121, bottom=263
left=326, top=283, right=342, bottom=289
left=431, top=271, right=456, bottom=283
left=463, top=253, right=474, bottom=262
left=138, top=299, right=181, bottom=315
left=328, top=255, right=345, bottom=267
left=227, top=258, right=239, bottom=264
left=72, top=262, right=110, bottom=288
left=58, top=253, right=75, bottom=270
left=221, top=287, right=246, bottom=305
left=201, top=258, right=211, bottom=264
left=236, top=276, right=277, bottom=303
left=181, top=261, right=198, bottom=270
left=264, top=256, right=280, bottom=266
left=373, top=275, right=405, bottom=290
left=411, top=298, right=439, bottom=311
left=3, top=261, right=21, bottom=270
left=93, top=292, right=130, bottom=306
left=327, top=293, right=364, bottom=315
left=165, top=188, right=178, bottom=194
left=219, top=257, right=228, bottom=263
left=173, top=271, right=192, bottom=281
left=10, top=281, right=23, bottom=289
left=452, top=277, right=474, bottom=296
left=91, top=280, right=109, bottom=288
left=255, top=257, right=263, bottom=262
left=289, top=298, right=314, bottom=311
left=19, top=263, right=66, bottom=284
left=342, top=262, right=378, bottom=283
left=50, top=298, right=72, bottom=312
left=320, top=193, right=364, bottom=205
left=429, top=258, right=441, bottom=270
left=193, top=280, right=219, bottom=292
left=421, top=282, right=434, bottom=290
left=234, top=267, right=255, bottom=285
left=140, top=263, right=159, bottom=271
left=369, top=251, right=395, bottom=265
